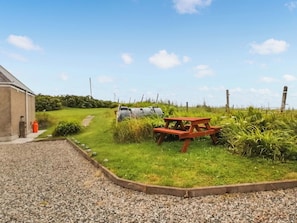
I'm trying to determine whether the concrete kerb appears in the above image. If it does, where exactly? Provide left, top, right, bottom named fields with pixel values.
left=66, top=139, right=297, bottom=198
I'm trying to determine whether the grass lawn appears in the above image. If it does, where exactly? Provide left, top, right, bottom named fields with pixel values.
left=38, top=108, right=297, bottom=188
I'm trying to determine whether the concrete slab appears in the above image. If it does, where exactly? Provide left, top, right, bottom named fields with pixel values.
left=0, top=130, right=46, bottom=144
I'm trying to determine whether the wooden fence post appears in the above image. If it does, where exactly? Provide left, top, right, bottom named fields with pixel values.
left=280, top=86, right=288, bottom=112
left=226, top=89, right=230, bottom=113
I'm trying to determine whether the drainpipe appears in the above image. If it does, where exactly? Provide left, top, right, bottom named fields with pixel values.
left=25, top=90, right=29, bottom=133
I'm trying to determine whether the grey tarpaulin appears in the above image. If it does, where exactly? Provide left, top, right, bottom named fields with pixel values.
left=116, top=105, right=163, bottom=122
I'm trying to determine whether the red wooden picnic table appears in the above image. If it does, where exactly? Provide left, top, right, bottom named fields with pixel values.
left=153, top=117, right=221, bottom=153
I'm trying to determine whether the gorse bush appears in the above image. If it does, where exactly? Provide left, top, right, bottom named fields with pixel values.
left=52, top=121, right=82, bottom=137
left=60, top=95, right=117, bottom=108
left=35, top=94, right=118, bottom=111
left=35, top=94, right=62, bottom=112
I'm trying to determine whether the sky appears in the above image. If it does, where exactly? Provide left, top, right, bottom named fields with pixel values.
left=0, top=0, right=297, bottom=108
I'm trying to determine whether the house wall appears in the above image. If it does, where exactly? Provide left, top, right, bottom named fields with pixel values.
left=25, top=90, right=36, bottom=131
left=0, top=87, right=12, bottom=140
left=28, top=92, right=36, bottom=128
left=0, top=86, right=35, bottom=142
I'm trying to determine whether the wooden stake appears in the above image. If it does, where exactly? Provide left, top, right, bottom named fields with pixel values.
left=226, top=89, right=230, bottom=113
left=280, top=86, right=288, bottom=112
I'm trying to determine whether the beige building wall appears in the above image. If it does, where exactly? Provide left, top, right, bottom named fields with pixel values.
left=0, top=87, right=12, bottom=139
left=0, top=86, right=35, bottom=141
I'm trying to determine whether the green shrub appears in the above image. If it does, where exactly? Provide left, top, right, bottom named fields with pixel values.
left=35, top=94, right=62, bottom=111
left=52, top=121, right=82, bottom=137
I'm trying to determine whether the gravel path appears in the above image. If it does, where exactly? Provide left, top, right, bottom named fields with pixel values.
left=0, top=140, right=296, bottom=223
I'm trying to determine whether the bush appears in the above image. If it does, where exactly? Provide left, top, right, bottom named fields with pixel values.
left=35, top=94, right=62, bottom=111
left=36, top=94, right=118, bottom=111
left=52, top=121, right=82, bottom=137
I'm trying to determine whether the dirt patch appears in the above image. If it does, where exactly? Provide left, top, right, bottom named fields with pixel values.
left=82, top=115, right=95, bottom=127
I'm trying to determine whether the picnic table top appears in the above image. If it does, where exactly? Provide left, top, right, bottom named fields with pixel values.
left=163, top=117, right=211, bottom=122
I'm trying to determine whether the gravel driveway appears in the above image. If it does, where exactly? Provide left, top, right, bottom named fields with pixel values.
left=0, top=140, right=296, bottom=222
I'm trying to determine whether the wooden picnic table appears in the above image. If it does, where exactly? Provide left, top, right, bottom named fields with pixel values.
left=153, top=117, right=221, bottom=153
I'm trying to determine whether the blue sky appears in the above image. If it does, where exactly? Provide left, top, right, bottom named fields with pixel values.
left=1, top=0, right=297, bottom=108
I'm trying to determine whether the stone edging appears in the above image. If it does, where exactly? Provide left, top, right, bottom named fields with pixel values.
left=66, top=139, right=297, bottom=198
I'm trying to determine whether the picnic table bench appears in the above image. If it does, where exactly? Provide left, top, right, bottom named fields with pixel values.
left=153, top=117, right=221, bottom=153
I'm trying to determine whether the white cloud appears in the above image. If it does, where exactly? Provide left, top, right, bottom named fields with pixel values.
left=285, top=1, right=297, bottom=10
left=260, top=63, right=268, bottom=69
left=283, top=74, right=297, bottom=81
left=149, top=50, right=181, bottom=69
left=1, top=49, right=27, bottom=62
left=260, top=76, right=278, bottom=83
left=198, top=86, right=209, bottom=91
left=244, top=60, right=255, bottom=65
left=249, top=88, right=274, bottom=95
left=198, top=85, right=225, bottom=92
left=97, top=75, right=113, bottom=83
left=129, top=88, right=138, bottom=93
left=60, top=73, right=68, bottom=81
left=7, top=34, right=42, bottom=51
left=183, top=56, right=191, bottom=63
left=6, top=52, right=27, bottom=62
left=173, top=0, right=212, bottom=14
left=230, top=87, right=243, bottom=93
left=250, top=38, right=289, bottom=55
left=121, top=53, right=133, bottom=64
left=194, top=64, right=214, bottom=78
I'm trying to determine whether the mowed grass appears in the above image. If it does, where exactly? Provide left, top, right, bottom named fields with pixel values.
left=39, top=108, right=297, bottom=188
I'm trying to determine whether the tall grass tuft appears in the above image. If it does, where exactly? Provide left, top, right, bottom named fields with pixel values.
left=113, top=117, right=164, bottom=143
left=220, top=108, right=297, bottom=161
left=36, top=112, right=54, bottom=129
